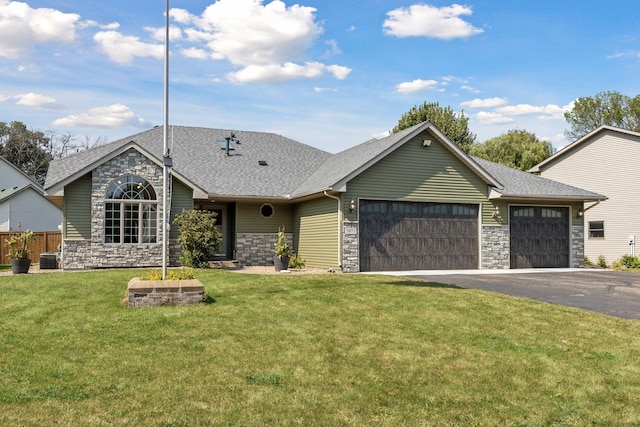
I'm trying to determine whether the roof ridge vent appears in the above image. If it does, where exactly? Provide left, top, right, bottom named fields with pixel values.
left=258, top=160, right=268, bottom=166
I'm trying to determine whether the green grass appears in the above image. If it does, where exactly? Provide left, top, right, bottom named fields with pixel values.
left=1, top=269, right=639, bottom=426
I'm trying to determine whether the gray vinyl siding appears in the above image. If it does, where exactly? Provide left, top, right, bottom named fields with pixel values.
left=294, top=197, right=339, bottom=268
left=343, top=132, right=491, bottom=222
left=169, top=178, right=194, bottom=240
left=538, top=130, right=639, bottom=263
left=236, top=202, right=293, bottom=233
left=64, top=173, right=92, bottom=239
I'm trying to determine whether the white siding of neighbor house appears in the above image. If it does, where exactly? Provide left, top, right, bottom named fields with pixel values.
left=0, top=158, right=36, bottom=189
left=0, top=187, right=62, bottom=231
left=538, top=130, right=640, bottom=265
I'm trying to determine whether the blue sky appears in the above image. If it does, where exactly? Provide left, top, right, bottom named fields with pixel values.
left=1, top=0, right=639, bottom=153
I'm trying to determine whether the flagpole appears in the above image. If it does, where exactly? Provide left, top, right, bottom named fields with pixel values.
left=162, top=0, right=170, bottom=280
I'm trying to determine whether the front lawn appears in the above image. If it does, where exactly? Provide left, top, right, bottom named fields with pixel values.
left=1, top=269, right=639, bottom=426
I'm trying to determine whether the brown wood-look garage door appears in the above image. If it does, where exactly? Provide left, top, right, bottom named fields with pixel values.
left=510, top=206, right=569, bottom=269
left=359, top=200, right=479, bottom=272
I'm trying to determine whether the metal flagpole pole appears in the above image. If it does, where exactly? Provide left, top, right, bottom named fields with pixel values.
left=162, top=0, right=170, bottom=280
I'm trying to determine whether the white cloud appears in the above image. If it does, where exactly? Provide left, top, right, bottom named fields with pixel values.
left=228, top=61, right=348, bottom=83
left=14, top=92, right=63, bottom=109
left=323, top=39, right=342, bottom=57
left=383, top=4, right=483, bottom=39
left=326, top=64, right=351, bottom=80
left=0, top=1, right=80, bottom=58
left=396, top=79, right=439, bottom=94
left=169, top=8, right=194, bottom=25
left=94, top=31, right=164, bottom=64
left=461, top=97, right=509, bottom=109
left=314, top=87, right=336, bottom=93
left=476, top=111, right=515, bottom=125
left=145, top=25, right=183, bottom=43
left=496, top=103, right=570, bottom=120
left=200, top=0, right=322, bottom=66
left=181, top=47, right=210, bottom=60
left=171, top=0, right=348, bottom=83
left=460, top=85, right=480, bottom=94
left=0, top=94, right=9, bottom=102
left=52, top=104, right=148, bottom=129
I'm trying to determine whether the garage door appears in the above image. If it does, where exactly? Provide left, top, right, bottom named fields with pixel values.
left=510, top=206, right=569, bottom=269
left=359, top=200, right=479, bottom=272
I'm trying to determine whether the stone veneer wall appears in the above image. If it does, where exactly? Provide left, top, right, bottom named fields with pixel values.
left=481, top=225, right=510, bottom=270
left=236, top=232, right=293, bottom=266
left=62, top=149, right=182, bottom=269
left=571, top=225, right=584, bottom=268
left=342, top=222, right=359, bottom=273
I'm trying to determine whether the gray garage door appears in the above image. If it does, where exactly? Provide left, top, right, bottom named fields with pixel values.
left=510, top=206, right=570, bottom=269
left=359, top=200, right=479, bottom=272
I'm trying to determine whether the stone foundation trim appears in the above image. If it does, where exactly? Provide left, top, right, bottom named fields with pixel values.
left=127, top=278, right=205, bottom=308
left=236, top=232, right=293, bottom=266
left=481, top=225, right=510, bottom=270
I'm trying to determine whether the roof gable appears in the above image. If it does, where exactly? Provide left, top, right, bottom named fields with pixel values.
left=291, top=121, right=501, bottom=197
left=0, top=156, right=42, bottom=190
left=530, top=125, right=640, bottom=173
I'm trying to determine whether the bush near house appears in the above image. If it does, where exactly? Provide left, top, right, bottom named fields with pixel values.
left=173, top=209, right=221, bottom=268
left=613, top=254, right=640, bottom=269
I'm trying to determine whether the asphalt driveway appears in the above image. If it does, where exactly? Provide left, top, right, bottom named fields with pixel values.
left=390, top=269, right=640, bottom=320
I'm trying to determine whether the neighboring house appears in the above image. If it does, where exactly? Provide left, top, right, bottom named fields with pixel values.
left=530, top=125, right=638, bottom=265
left=44, top=122, right=604, bottom=271
left=0, top=156, right=62, bottom=232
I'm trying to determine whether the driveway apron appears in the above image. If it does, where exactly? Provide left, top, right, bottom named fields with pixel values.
left=400, top=270, right=640, bottom=320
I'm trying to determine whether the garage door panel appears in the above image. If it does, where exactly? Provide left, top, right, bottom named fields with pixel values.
left=510, top=206, right=569, bottom=269
left=360, top=200, right=479, bottom=272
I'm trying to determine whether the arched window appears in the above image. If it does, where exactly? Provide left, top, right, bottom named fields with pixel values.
left=104, top=176, right=158, bottom=244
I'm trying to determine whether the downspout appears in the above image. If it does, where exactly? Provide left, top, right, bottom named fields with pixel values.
left=323, top=191, right=342, bottom=269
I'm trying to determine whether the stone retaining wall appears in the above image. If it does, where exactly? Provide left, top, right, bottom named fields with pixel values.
left=127, top=278, right=205, bottom=308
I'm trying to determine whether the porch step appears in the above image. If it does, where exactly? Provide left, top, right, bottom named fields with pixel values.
left=209, top=260, right=242, bottom=270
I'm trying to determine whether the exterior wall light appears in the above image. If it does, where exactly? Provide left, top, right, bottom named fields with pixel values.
left=493, top=206, right=501, bottom=218
left=577, top=208, right=584, bottom=218
left=349, top=199, right=357, bottom=213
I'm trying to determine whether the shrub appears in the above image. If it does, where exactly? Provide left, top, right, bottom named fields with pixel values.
left=140, top=269, right=195, bottom=281
left=173, top=209, right=221, bottom=268
left=274, top=226, right=290, bottom=258
left=288, top=253, right=306, bottom=269
left=584, top=257, right=594, bottom=266
left=597, top=255, right=607, bottom=268
left=612, top=254, right=640, bottom=269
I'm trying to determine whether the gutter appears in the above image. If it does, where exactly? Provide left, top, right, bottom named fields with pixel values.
left=323, top=191, right=342, bottom=269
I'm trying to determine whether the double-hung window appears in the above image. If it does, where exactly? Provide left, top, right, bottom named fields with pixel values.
left=104, top=176, right=158, bottom=244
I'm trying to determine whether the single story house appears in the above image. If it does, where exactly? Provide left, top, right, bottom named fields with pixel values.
left=530, top=125, right=637, bottom=265
left=44, top=122, right=604, bottom=272
left=0, top=156, right=62, bottom=232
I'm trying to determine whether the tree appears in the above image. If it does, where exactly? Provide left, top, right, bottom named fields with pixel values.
left=469, top=130, right=552, bottom=171
left=392, top=101, right=476, bottom=152
left=46, top=130, right=108, bottom=159
left=173, top=209, right=221, bottom=268
left=564, top=91, right=640, bottom=141
left=0, top=121, right=52, bottom=184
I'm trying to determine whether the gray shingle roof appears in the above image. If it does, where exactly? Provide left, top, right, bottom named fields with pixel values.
left=45, top=126, right=332, bottom=198
left=472, top=156, right=606, bottom=201
left=45, top=123, right=605, bottom=202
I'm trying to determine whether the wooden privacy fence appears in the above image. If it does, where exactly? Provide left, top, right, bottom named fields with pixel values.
left=0, top=231, right=62, bottom=264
